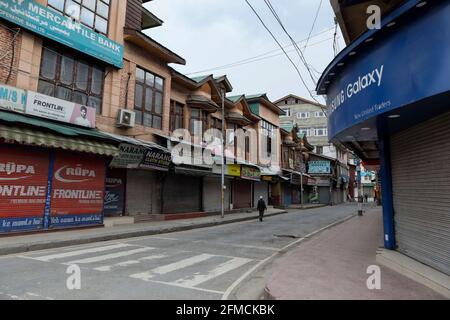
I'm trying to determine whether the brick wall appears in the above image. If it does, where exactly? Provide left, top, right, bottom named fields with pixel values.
left=0, top=22, right=22, bottom=86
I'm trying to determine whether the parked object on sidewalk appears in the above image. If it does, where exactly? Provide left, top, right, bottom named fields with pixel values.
left=257, top=196, right=267, bottom=222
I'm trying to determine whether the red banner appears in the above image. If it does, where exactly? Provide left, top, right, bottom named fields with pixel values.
left=51, top=152, right=105, bottom=216
left=0, top=147, right=49, bottom=218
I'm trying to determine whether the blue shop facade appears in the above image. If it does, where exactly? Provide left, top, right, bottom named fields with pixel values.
left=317, top=0, right=449, bottom=276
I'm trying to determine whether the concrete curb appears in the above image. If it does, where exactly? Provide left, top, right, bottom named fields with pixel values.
left=263, top=213, right=358, bottom=300
left=0, top=210, right=287, bottom=256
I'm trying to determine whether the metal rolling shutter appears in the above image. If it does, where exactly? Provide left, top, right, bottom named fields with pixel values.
left=390, top=112, right=450, bottom=275
left=203, top=176, right=230, bottom=212
left=253, top=181, right=268, bottom=208
left=233, top=180, right=252, bottom=209
left=163, top=174, right=201, bottom=214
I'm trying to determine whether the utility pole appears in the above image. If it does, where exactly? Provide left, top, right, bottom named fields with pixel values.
left=356, top=158, right=363, bottom=216
left=221, top=88, right=225, bottom=219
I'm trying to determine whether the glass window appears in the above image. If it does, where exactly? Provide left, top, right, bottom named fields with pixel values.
left=134, top=67, right=164, bottom=130
left=40, top=48, right=57, bottom=80
left=38, top=45, right=105, bottom=114
left=48, top=0, right=110, bottom=35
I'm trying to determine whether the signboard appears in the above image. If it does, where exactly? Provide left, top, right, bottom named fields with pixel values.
left=325, top=2, right=450, bottom=139
left=50, top=152, right=105, bottom=227
left=0, top=84, right=26, bottom=113
left=26, top=91, right=96, bottom=128
left=109, top=143, right=146, bottom=169
left=212, top=164, right=241, bottom=177
left=104, top=169, right=125, bottom=217
left=0, top=147, right=49, bottom=233
left=241, top=166, right=261, bottom=181
left=0, top=0, right=123, bottom=68
left=308, top=161, right=331, bottom=174
left=140, top=147, right=171, bottom=171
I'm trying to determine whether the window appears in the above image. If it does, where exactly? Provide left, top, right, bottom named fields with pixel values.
left=282, top=108, right=291, bottom=117
left=210, top=116, right=222, bottom=131
left=38, top=46, right=104, bottom=114
left=315, top=127, right=328, bottom=137
left=190, top=108, right=208, bottom=134
left=170, top=100, right=184, bottom=131
left=297, top=112, right=309, bottom=119
left=316, top=146, right=323, bottom=155
left=315, top=111, right=326, bottom=118
left=298, top=128, right=309, bottom=136
left=134, top=67, right=164, bottom=130
left=48, top=0, right=111, bottom=35
left=261, top=120, right=276, bottom=157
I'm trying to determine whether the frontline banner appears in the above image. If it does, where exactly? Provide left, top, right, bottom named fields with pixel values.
left=0, top=0, right=123, bottom=68
left=0, top=147, right=49, bottom=233
left=26, top=91, right=96, bottom=128
left=50, top=152, right=105, bottom=227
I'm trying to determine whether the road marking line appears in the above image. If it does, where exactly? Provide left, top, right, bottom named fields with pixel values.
left=174, top=257, right=253, bottom=287
left=129, top=254, right=214, bottom=281
left=146, top=280, right=224, bottom=295
left=20, top=243, right=132, bottom=262
left=94, top=254, right=167, bottom=272
left=66, top=247, right=154, bottom=264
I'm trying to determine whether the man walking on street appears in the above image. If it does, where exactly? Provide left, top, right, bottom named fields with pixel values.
left=257, top=196, right=267, bottom=222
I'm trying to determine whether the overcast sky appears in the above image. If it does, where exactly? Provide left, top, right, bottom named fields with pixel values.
left=144, top=0, right=345, bottom=103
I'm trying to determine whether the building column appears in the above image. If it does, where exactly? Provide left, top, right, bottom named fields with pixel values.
left=378, top=135, right=396, bottom=250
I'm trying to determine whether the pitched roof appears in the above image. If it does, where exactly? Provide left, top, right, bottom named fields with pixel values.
left=273, top=94, right=325, bottom=108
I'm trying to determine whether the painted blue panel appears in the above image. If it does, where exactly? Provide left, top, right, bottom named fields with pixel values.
left=0, top=216, right=43, bottom=233
left=0, top=0, right=123, bottom=68
left=326, top=2, right=450, bottom=139
left=50, top=214, right=103, bottom=229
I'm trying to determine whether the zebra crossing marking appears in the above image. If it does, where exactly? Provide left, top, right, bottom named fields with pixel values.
left=20, top=243, right=132, bottom=262
left=173, top=257, right=252, bottom=287
left=129, top=253, right=214, bottom=281
left=65, top=247, right=154, bottom=265
left=93, top=254, right=168, bottom=272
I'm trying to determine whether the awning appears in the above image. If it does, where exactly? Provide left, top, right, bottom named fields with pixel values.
left=0, top=111, right=119, bottom=156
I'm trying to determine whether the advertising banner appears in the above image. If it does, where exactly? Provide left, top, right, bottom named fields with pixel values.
left=0, top=147, right=49, bottom=233
left=241, top=165, right=261, bottom=181
left=0, top=84, right=26, bottom=113
left=50, top=152, right=105, bottom=227
left=104, top=169, right=125, bottom=217
left=140, top=147, right=171, bottom=171
left=109, top=143, right=146, bottom=169
left=308, top=161, right=331, bottom=174
left=26, top=91, right=96, bottom=128
left=0, top=0, right=123, bottom=68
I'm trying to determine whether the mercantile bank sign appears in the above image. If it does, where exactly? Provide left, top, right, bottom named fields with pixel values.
left=0, top=0, right=124, bottom=68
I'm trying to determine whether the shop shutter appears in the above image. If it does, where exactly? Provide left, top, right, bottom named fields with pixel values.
left=233, top=180, right=252, bottom=209
left=163, top=174, right=201, bottom=213
left=253, top=181, right=268, bottom=208
left=203, top=176, right=230, bottom=212
left=390, top=112, right=450, bottom=275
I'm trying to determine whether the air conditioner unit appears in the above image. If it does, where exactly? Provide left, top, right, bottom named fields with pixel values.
left=116, top=109, right=136, bottom=128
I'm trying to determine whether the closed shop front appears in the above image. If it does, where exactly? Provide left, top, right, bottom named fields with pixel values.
left=203, top=176, right=231, bottom=212
left=253, top=181, right=268, bottom=208
left=283, top=183, right=292, bottom=206
left=390, top=112, right=450, bottom=275
left=233, top=180, right=252, bottom=209
left=163, top=174, right=202, bottom=214
left=126, top=170, right=161, bottom=215
left=104, top=168, right=126, bottom=217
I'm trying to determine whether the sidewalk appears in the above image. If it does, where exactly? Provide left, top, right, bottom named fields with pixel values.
left=264, top=207, right=445, bottom=300
left=0, top=208, right=286, bottom=256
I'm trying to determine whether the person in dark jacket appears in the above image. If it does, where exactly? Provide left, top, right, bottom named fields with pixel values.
left=257, top=196, right=267, bottom=222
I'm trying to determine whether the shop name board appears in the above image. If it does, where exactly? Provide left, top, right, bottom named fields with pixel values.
left=109, top=143, right=146, bottom=169
left=241, top=166, right=261, bottom=181
left=308, top=161, right=331, bottom=174
left=0, top=0, right=123, bottom=68
left=328, top=65, right=384, bottom=116
left=0, top=84, right=26, bottom=113
left=140, top=147, right=171, bottom=171
left=26, top=91, right=96, bottom=128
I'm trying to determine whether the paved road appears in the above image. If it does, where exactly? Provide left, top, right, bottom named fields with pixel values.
left=0, top=204, right=357, bottom=300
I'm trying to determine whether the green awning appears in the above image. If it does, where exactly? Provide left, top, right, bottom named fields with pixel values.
left=0, top=111, right=119, bottom=156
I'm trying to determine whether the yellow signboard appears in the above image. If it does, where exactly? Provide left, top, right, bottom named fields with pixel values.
left=227, top=164, right=241, bottom=177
